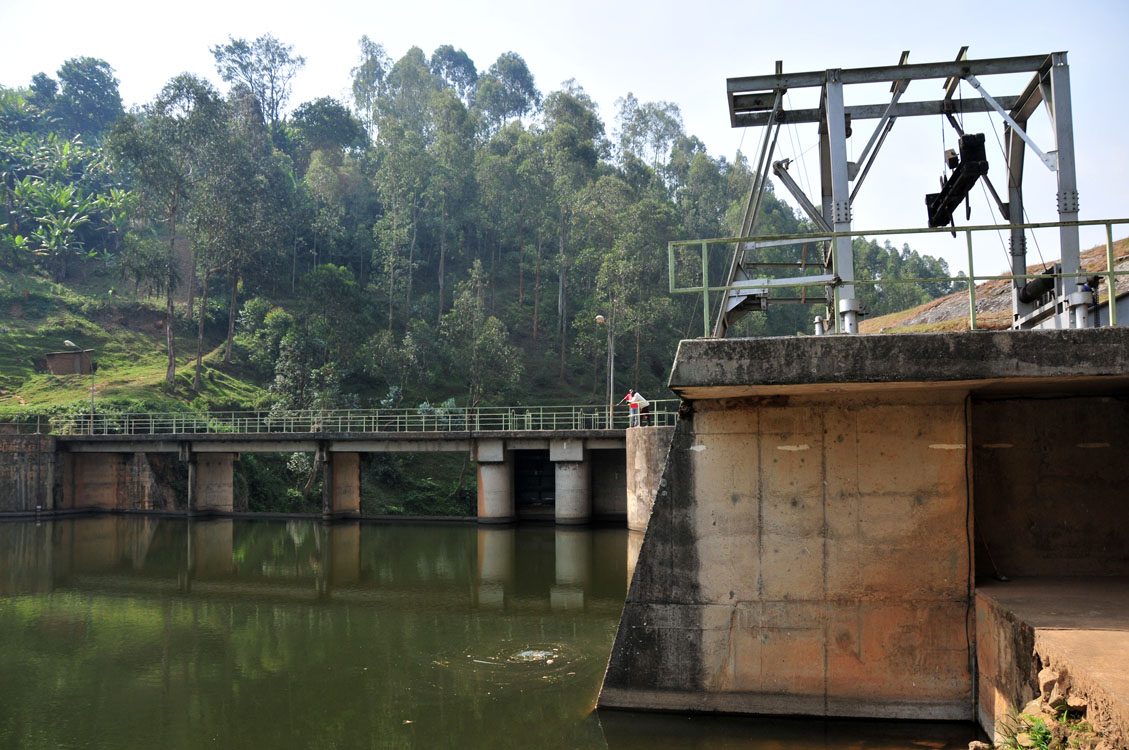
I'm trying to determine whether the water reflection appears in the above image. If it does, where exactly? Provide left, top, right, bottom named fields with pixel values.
left=0, top=518, right=977, bottom=749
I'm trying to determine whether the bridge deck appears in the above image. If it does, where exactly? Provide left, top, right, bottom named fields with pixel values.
left=57, top=429, right=627, bottom=453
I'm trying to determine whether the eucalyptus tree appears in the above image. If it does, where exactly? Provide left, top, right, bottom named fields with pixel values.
left=210, top=34, right=305, bottom=127
left=614, top=94, right=683, bottom=187
left=426, top=87, right=474, bottom=323
left=107, top=74, right=224, bottom=384
left=350, top=36, right=391, bottom=137
left=540, top=80, right=604, bottom=380
left=379, top=47, right=437, bottom=135
left=429, top=45, right=478, bottom=107
left=440, top=259, right=522, bottom=408
left=472, top=52, right=540, bottom=137
left=371, top=116, right=432, bottom=330
left=185, top=87, right=292, bottom=391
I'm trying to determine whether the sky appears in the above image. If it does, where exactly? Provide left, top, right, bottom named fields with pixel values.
left=2, top=0, right=1127, bottom=276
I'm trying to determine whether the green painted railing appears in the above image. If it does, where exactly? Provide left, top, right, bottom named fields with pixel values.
left=0, top=400, right=679, bottom=436
left=670, top=218, right=1129, bottom=336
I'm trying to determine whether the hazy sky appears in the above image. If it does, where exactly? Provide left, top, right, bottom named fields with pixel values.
left=2, top=0, right=1126, bottom=274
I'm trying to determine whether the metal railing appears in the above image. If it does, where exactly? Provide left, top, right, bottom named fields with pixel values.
left=0, top=400, right=680, bottom=437
left=669, top=218, right=1129, bottom=336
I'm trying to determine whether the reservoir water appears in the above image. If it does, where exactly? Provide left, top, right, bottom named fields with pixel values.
left=0, top=517, right=978, bottom=748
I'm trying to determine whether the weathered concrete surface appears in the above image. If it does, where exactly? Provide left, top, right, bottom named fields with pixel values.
left=601, top=391, right=973, bottom=719
left=669, top=329, right=1129, bottom=398
left=977, top=579, right=1129, bottom=747
left=189, top=453, right=234, bottom=514
left=0, top=435, right=55, bottom=511
left=476, top=451, right=514, bottom=523
left=554, top=458, right=591, bottom=524
left=591, top=448, right=628, bottom=520
left=973, top=396, right=1129, bottom=577
left=625, top=426, right=675, bottom=532
left=323, top=452, right=361, bottom=519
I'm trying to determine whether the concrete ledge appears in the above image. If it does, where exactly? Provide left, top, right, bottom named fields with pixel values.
left=976, top=579, right=1129, bottom=746
left=670, top=329, right=1129, bottom=398
left=599, top=686, right=969, bottom=721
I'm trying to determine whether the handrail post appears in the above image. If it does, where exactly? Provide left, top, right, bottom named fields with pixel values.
left=966, top=230, right=978, bottom=330
left=701, top=240, right=710, bottom=338
left=1107, top=223, right=1118, bottom=328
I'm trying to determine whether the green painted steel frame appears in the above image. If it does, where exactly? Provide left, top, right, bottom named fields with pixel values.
left=669, top=218, right=1129, bottom=337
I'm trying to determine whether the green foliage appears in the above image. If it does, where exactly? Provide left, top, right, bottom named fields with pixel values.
left=0, top=40, right=968, bottom=513
left=210, top=34, right=306, bottom=126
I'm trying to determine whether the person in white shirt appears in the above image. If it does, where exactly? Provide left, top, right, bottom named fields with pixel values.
left=626, top=389, right=650, bottom=427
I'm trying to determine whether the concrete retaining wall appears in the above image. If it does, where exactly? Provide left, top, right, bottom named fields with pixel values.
left=0, top=435, right=55, bottom=511
left=602, top=391, right=974, bottom=719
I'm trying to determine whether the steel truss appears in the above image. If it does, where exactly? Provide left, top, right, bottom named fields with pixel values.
left=716, top=50, right=1081, bottom=336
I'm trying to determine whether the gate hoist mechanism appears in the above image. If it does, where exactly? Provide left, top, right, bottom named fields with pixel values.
left=717, top=50, right=1083, bottom=336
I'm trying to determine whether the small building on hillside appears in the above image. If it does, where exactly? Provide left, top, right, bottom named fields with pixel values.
left=46, top=349, right=92, bottom=375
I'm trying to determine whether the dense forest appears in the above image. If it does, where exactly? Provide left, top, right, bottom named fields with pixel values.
left=0, top=35, right=963, bottom=420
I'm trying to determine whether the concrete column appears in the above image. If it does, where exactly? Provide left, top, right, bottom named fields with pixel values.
left=551, top=438, right=589, bottom=524
left=475, top=439, right=514, bottom=523
left=189, top=453, right=234, bottom=515
left=554, top=460, right=591, bottom=524
left=323, top=452, right=361, bottom=520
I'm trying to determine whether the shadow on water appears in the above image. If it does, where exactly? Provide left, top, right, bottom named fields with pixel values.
left=0, top=516, right=981, bottom=749
left=598, top=710, right=983, bottom=749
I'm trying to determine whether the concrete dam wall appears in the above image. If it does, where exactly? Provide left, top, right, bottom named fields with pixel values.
left=599, top=329, right=1129, bottom=729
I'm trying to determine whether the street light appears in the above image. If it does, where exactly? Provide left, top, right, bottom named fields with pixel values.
left=595, top=314, right=614, bottom=428
left=64, top=340, right=94, bottom=434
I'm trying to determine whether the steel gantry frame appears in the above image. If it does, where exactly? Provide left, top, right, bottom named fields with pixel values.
left=715, top=50, right=1082, bottom=336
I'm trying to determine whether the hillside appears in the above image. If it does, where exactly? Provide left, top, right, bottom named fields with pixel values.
left=861, top=236, right=1129, bottom=334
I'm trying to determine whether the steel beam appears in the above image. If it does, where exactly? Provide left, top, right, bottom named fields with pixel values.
left=727, top=54, right=1053, bottom=94
left=1049, top=53, right=1081, bottom=319
left=734, top=96, right=1020, bottom=127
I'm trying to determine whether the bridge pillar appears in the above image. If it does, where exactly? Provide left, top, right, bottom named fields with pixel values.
left=64, top=453, right=126, bottom=510
left=322, top=452, right=361, bottom=520
left=551, top=439, right=590, bottom=524
left=474, top=440, right=514, bottom=523
left=188, top=453, right=234, bottom=515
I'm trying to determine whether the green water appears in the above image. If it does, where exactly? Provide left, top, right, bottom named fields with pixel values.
left=0, top=517, right=978, bottom=749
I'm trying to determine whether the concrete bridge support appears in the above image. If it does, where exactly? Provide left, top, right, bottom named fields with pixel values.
left=188, top=453, right=234, bottom=515
left=475, top=440, right=514, bottom=523
left=551, top=439, right=590, bottom=524
left=322, top=451, right=361, bottom=520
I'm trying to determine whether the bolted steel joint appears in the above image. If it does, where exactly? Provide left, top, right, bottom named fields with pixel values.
left=1057, top=190, right=1080, bottom=214
left=832, top=200, right=851, bottom=224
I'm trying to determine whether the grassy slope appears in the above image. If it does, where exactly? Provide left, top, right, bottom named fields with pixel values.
left=861, top=236, right=1129, bottom=334
left=0, top=265, right=266, bottom=416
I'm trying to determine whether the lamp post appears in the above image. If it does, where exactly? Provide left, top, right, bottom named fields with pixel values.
left=63, top=340, right=94, bottom=434
left=595, top=313, right=614, bottom=428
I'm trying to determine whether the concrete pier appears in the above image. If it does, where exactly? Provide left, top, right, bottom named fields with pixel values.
left=323, top=451, right=361, bottom=519
left=188, top=453, right=234, bottom=515
left=551, top=438, right=590, bottom=524
left=475, top=440, right=514, bottom=523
